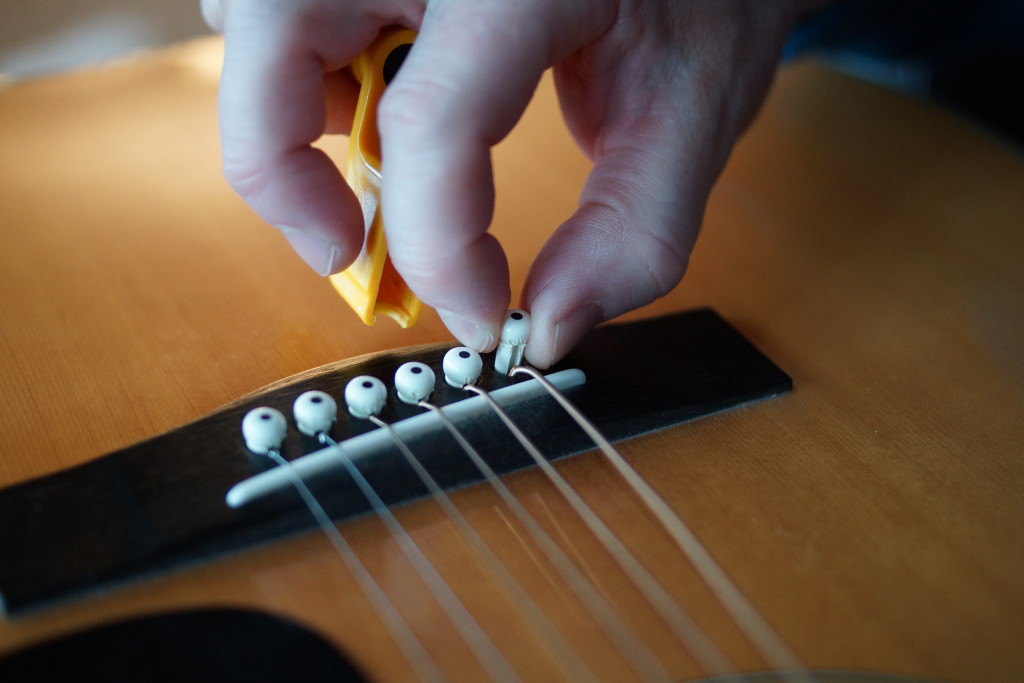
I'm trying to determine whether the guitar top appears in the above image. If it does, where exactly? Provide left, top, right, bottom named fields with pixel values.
left=0, top=38, right=1022, bottom=681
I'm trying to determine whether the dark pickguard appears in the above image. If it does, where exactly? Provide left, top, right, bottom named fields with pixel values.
left=0, top=606, right=930, bottom=683
left=0, top=308, right=790, bottom=615
left=0, top=608, right=366, bottom=682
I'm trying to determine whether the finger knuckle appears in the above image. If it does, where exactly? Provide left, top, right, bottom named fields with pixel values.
left=636, top=228, right=688, bottom=299
left=221, top=149, right=275, bottom=198
left=378, top=78, right=457, bottom=140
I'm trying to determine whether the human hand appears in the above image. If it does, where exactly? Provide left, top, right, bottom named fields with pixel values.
left=203, top=0, right=828, bottom=366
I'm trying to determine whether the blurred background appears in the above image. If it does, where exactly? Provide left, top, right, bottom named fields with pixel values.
left=1, top=0, right=1020, bottom=145
left=0, top=0, right=209, bottom=80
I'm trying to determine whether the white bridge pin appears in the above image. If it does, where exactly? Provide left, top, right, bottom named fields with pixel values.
left=494, top=309, right=531, bottom=375
left=345, top=376, right=388, bottom=419
left=241, top=407, right=288, bottom=455
left=443, top=347, right=482, bottom=388
left=395, top=362, right=436, bottom=404
left=293, top=390, right=338, bottom=437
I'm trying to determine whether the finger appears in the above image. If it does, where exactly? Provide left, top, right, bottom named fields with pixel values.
left=521, top=0, right=796, bottom=368
left=521, top=113, right=712, bottom=368
left=378, top=0, right=614, bottom=349
left=200, top=0, right=224, bottom=32
left=216, top=2, right=394, bottom=274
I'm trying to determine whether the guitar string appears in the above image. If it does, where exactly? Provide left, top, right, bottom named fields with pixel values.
left=419, top=400, right=670, bottom=682
left=262, top=450, right=446, bottom=683
left=490, top=504, right=578, bottom=608
left=252, top=351, right=795, bottom=680
left=510, top=365, right=816, bottom=683
left=533, top=492, right=615, bottom=603
left=317, top=432, right=521, bottom=683
left=464, top=383, right=737, bottom=678
left=365, top=414, right=600, bottom=683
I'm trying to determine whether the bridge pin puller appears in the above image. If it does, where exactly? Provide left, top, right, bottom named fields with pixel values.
left=494, top=309, right=530, bottom=375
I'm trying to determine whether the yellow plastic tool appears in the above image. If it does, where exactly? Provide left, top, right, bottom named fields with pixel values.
left=329, top=28, right=422, bottom=328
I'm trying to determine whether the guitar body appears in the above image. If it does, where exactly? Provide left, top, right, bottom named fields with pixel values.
left=0, top=39, right=1022, bottom=681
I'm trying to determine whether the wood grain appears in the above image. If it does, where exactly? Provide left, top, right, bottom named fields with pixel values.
left=0, top=37, right=1022, bottom=681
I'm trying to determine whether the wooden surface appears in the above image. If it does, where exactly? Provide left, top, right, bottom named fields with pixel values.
left=0, top=37, right=1022, bottom=681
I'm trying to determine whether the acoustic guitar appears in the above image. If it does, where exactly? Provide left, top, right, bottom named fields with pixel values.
left=0, top=38, right=1021, bottom=681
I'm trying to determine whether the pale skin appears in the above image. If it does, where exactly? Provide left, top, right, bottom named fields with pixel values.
left=202, top=0, right=829, bottom=367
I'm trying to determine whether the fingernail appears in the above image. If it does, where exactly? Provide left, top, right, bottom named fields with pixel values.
left=550, top=303, right=604, bottom=366
left=278, top=226, right=344, bottom=276
left=436, top=308, right=496, bottom=352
